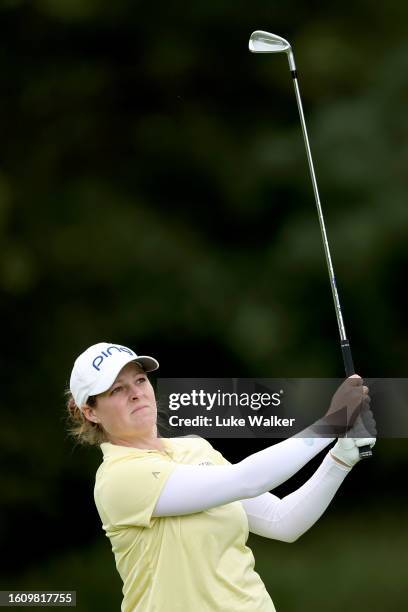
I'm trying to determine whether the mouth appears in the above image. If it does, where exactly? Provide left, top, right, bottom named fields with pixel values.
left=131, top=405, right=149, bottom=415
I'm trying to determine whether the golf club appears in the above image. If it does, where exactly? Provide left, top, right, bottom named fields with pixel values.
left=249, top=30, right=372, bottom=459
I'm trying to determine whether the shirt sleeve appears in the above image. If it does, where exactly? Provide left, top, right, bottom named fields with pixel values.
left=201, top=439, right=232, bottom=466
left=96, top=455, right=177, bottom=529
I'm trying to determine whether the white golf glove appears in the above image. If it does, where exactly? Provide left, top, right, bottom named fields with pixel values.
left=331, top=437, right=376, bottom=468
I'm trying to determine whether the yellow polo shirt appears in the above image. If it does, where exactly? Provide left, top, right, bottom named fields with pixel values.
left=94, top=437, right=276, bottom=612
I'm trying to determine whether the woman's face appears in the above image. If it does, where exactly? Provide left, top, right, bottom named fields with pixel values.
left=83, top=361, right=158, bottom=443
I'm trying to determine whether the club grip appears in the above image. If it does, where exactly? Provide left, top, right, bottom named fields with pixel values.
left=340, top=339, right=355, bottom=377
left=340, top=339, right=372, bottom=459
left=358, top=445, right=373, bottom=459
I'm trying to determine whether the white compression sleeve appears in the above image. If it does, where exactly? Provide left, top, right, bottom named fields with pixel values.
left=152, top=436, right=334, bottom=517
left=241, top=453, right=351, bottom=543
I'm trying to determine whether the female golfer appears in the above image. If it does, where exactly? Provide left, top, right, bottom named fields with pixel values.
left=67, top=342, right=375, bottom=612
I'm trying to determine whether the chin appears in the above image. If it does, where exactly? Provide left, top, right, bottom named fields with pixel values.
left=132, top=409, right=155, bottom=424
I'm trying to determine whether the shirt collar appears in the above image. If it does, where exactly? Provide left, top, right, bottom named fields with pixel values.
left=100, top=439, right=172, bottom=459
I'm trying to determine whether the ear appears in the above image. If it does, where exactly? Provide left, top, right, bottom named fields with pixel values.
left=82, top=405, right=100, bottom=424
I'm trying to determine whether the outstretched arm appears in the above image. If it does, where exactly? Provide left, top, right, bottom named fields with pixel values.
left=241, top=452, right=350, bottom=543
left=153, top=436, right=334, bottom=517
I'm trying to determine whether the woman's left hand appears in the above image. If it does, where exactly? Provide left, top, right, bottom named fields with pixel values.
left=330, top=437, right=376, bottom=468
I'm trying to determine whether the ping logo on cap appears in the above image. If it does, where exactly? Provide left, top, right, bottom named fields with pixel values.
left=92, top=345, right=136, bottom=371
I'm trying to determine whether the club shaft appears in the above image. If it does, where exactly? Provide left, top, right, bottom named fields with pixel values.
left=291, top=75, right=347, bottom=343
left=291, top=70, right=372, bottom=458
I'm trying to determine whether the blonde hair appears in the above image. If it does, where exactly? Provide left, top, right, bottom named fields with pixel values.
left=65, top=391, right=109, bottom=446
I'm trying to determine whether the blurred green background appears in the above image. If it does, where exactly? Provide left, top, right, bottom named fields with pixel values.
left=1, top=1, right=407, bottom=610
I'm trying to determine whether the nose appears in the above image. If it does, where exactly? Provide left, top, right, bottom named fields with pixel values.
left=129, top=382, right=143, bottom=400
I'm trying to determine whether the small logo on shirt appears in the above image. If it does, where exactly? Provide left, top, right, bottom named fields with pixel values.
left=198, top=460, right=214, bottom=466
left=152, top=472, right=161, bottom=479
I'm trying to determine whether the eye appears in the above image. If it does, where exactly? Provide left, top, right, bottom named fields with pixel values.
left=111, top=385, right=123, bottom=395
left=136, top=376, right=146, bottom=384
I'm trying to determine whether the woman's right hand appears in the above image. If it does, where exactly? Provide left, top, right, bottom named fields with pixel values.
left=323, top=375, right=369, bottom=434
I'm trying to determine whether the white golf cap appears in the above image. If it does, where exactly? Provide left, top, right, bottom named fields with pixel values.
left=70, top=342, right=159, bottom=409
